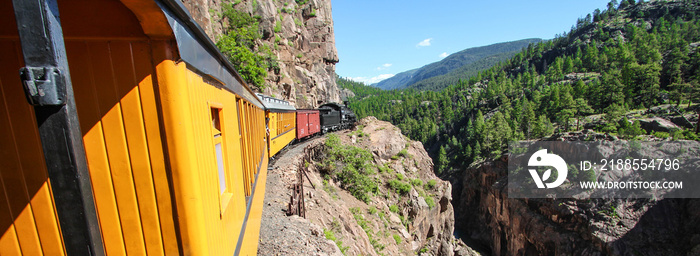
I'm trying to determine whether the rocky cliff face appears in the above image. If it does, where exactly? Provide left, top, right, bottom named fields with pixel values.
left=451, top=131, right=700, bottom=255
left=182, top=0, right=340, bottom=108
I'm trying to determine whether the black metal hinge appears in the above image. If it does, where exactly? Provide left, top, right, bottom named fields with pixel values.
left=20, top=66, right=66, bottom=106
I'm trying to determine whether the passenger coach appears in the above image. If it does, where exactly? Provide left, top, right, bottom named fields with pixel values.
left=258, top=93, right=296, bottom=157
left=1, top=0, right=271, bottom=255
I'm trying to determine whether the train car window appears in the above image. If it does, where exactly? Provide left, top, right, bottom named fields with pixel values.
left=212, top=108, right=222, bottom=136
left=211, top=107, right=227, bottom=195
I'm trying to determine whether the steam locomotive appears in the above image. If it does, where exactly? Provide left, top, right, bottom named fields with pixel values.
left=319, top=102, right=358, bottom=133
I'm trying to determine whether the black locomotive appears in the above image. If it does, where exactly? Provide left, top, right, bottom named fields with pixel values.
left=319, top=102, right=357, bottom=133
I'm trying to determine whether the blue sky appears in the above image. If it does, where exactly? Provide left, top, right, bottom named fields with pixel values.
left=332, top=0, right=611, bottom=84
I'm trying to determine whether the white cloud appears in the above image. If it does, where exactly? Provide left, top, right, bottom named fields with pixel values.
left=376, top=63, right=393, bottom=70
left=439, top=52, right=449, bottom=58
left=349, top=74, right=395, bottom=84
left=417, top=38, right=433, bottom=47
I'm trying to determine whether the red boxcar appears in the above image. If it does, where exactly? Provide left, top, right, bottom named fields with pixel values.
left=296, top=110, right=320, bottom=139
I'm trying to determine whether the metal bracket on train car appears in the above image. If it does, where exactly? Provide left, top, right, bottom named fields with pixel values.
left=19, top=66, right=66, bottom=106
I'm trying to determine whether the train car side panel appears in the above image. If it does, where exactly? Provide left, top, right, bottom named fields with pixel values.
left=308, top=110, right=321, bottom=135
left=59, top=1, right=180, bottom=253
left=157, top=60, right=268, bottom=255
left=236, top=107, right=269, bottom=255
left=296, top=110, right=321, bottom=139
left=268, top=111, right=296, bottom=156
left=157, top=61, right=219, bottom=255
left=297, top=111, right=310, bottom=139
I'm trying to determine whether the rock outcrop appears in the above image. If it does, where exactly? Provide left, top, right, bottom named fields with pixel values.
left=356, top=117, right=461, bottom=255
left=638, top=117, right=682, bottom=133
left=182, top=0, right=340, bottom=108
left=303, top=117, right=473, bottom=255
left=451, top=131, right=700, bottom=255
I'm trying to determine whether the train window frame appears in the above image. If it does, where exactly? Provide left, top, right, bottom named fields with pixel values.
left=209, top=102, right=233, bottom=217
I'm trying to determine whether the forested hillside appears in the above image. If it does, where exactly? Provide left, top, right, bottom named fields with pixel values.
left=374, top=39, right=541, bottom=90
left=406, top=51, right=521, bottom=91
left=342, top=0, right=700, bottom=174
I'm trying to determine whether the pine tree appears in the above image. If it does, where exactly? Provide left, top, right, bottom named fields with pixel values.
left=437, top=146, right=448, bottom=174
left=583, top=43, right=599, bottom=71
left=520, top=99, right=536, bottom=139
left=472, top=141, right=482, bottom=161
left=463, top=145, right=473, bottom=164
left=573, top=98, right=594, bottom=130
left=532, top=115, right=554, bottom=138
left=474, top=110, right=485, bottom=145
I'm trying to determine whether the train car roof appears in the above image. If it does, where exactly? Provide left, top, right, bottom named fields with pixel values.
left=157, top=0, right=264, bottom=108
left=256, top=93, right=296, bottom=112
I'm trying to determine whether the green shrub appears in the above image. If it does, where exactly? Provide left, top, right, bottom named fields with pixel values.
left=416, top=187, right=426, bottom=197
left=388, top=179, right=411, bottom=195
left=376, top=163, right=391, bottom=173
left=425, top=179, right=436, bottom=190
left=274, top=20, right=282, bottom=33
left=389, top=204, right=399, bottom=213
left=353, top=211, right=385, bottom=252
left=324, top=228, right=348, bottom=255
left=337, top=164, right=377, bottom=203
left=368, top=206, right=377, bottom=215
left=393, top=234, right=402, bottom=244
left=683, top=130, right=699, bottom=141
left=323, top=134, right=379, bottom=203
left=652, top=131, right=670, bottom=139
left=324, top=228, right=335, bottom=241
left=424, top=197, right=435, bottom=209
left=397, top=148, right=408, bottom=157
left=600, top=122, right=618, bottom=133
left=618, top=118, right=646, bottom=138
left=410, top=179, right=423, bottom=187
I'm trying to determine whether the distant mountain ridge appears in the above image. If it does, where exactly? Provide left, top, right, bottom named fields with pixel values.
left=374, top=38, right=542, bottom=90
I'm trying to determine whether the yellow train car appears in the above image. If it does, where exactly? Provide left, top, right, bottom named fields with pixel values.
left=1, top=0, right=270, bottom=255
left=258, top=94, right=297, bottom=157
